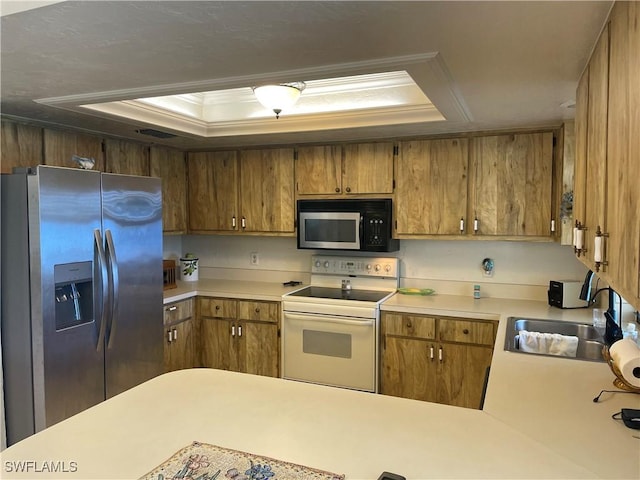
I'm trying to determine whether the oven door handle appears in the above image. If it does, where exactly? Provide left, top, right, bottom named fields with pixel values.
left=285, top=312, right=374, bottom=327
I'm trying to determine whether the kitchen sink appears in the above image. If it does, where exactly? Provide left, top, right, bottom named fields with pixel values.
left=504, top=317, right=606, bottom=362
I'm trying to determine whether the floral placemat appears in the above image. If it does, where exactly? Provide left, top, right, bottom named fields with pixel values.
left=140, top=441, right=345, bottom=480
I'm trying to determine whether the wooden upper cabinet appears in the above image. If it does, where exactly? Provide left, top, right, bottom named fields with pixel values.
left=573, top=69, right=589, bottom=232
left=187, top=151, right=239, bottom=232
left=239, top=148, right=295, bottom=233
left=583, top=25, right=610, bottom=272
left=470, top=132, right=553, bottom=237
left=395, top=138, right=468, bottom=235
left=295, top=145, right=342, bottom=194
left=150, top=146, right=187, bottom=234
left=1, top=121, right=43, bottom=173
left=343, top=142, right=394, bottom=194
left=44, top=128, right=104, bottom=171
left=606, top=2, right=640, bottom=304
left=105, top=139, right=149, bottom=176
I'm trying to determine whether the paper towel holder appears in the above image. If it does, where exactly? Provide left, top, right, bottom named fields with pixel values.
left=602, top=346, right=640, bottom=393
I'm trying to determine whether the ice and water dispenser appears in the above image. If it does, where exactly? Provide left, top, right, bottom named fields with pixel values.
left=54, top=262, right=93, bottom=330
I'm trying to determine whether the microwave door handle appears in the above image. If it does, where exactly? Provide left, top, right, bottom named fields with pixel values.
left=359, top=215, right=364, bottom=248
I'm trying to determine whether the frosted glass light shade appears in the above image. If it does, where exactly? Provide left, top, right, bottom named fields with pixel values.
left=253, top=82, right=305, bottom=118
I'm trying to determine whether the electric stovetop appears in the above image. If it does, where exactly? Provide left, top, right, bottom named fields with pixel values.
left=288, top=286, right=391, bottom=302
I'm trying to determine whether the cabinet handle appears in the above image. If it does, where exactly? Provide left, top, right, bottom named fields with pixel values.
left=335, top=187, right=340, bottom=193
left=167, top=330, right=172, bottom=343
left=232, top=216, right=237, bottom=229
left=439, top=347, right=443, bottom=362
left=241, top=217, right=246, bottom=229
left=460, top=218, right=464, bottom=233
left=231, top=324, right=236, bottom=337
left=429, top=346, right=434, bottom=360
left=255, top=307, right=260, bottom=313
left=463, top=328, right=469, bottom=335
left=345, top=186, right=351, bottom=193
left=550, top=219, right=556, bottom=233
left=173, top=328, right=178, bottom=341
left=167, top=305, right=177, bottom=312
left=238, top=325, right=242, bottom=337
left=406, top=320, right=412, bottom=329
left=473, top=217, right=479, bottom=233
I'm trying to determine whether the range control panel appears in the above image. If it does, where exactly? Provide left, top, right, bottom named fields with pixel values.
left=311, top=255, right=398, bottom=278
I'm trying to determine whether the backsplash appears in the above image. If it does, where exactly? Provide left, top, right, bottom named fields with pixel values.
left=164, top=235, right=590, bottom=301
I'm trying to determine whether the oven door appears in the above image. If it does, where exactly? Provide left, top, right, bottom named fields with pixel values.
left=298, top=211, right=361, bottom=250
left=282, top=311, right=376, bottom=392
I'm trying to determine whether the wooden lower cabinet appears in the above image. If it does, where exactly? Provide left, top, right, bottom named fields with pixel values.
left=380, top=312, right=496, bottom=409
left=163, top=299, right=196, bottom=372
left=199, top=297, right=279, bottom=378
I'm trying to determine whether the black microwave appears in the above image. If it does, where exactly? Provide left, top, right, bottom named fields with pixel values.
left=297, top=198, right=399, bottom=252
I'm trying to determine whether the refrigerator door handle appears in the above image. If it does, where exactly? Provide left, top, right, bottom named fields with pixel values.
left=105, top=229, right=120, bottom=349
left=94, top=229, right=109, bottom=352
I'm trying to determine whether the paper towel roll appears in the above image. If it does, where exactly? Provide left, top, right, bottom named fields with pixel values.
left=609, top=339, right=640, bottom=388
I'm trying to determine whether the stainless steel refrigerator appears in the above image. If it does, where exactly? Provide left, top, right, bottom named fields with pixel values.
left=1, top=165, right=163, bottom=446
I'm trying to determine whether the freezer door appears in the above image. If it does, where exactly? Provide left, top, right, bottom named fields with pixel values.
left=101, top=173, right=163, bottom=398
left=30, top=166, right=106, bottom=435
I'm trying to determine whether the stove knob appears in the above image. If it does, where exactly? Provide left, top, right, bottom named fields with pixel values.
left=384, top=264, right=392, bottom=272
left=366, top=264, right=372, bottom=271
left=324, top=261, right=330, bottom=268
left=314, top=260, right=321, bottom=268
left=374, top=264, right=381, bottom=272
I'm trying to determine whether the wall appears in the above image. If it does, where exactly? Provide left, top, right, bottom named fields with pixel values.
left=165, top=235, right=590, bottom=301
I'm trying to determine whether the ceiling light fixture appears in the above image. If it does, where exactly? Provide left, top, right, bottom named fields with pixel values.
left=252, top=82, right=306, bottom=119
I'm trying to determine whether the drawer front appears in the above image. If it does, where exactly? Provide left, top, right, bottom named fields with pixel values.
left=163, top=299, right=193, bottom=325
left=237, top=300, right=279, bottom=323
left=383, top=313, right=436, bottom=340
left=438, top=318, right=496, bottom=346
left=199, top=297, right=237, bottom=318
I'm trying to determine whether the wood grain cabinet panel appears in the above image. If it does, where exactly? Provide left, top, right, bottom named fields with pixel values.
left=44, top=128, right=104, bottom=171
left=105, top=139, right=149, bottom=176
left=1, top=121, right=43, bottom=173
left=343, top=142, right=394, bottom=194
left=381, top=312, right=497, bottom=409
left=573, top=69, right=589, bottom=234
left=239, top=148, right=294, bottom=233
left=150, top=146, right=187, bottom=234
left=606, top=2, right=640, bottom=304
left=163, top=299, right=196, bottom=373
left=188, top=151, right=239, bottom=232
left=295, top=145, right=342, bottom=194
left=395, top=138, right=468, bottom=235
left=470, top=132, right=553, bottom=237
left=198, top=297, right=279, bottom=378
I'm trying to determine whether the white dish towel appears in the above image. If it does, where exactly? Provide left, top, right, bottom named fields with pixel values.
left=518, top=330, right=579, bottom=357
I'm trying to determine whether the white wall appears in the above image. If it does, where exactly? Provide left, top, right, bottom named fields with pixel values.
left=171, top=235, right=589, bottom=301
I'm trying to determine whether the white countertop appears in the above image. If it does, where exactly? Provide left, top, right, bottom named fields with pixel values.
left=2, top=288, right=639, bottom=479
left=163, top=279, right=306, bottom=303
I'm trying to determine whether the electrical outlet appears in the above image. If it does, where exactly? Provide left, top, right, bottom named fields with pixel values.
left=250, top=252, right=259, bottom=266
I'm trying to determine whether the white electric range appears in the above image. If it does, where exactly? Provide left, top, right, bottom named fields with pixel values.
left=282, top=255, right=399, bottom=393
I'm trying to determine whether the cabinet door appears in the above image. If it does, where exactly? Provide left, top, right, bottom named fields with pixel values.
left=201, top=317, right=240, bottom=372
left=383, top=313, right=436, bottom=340
left=44, top=128, right=104, bottom=171
left=607, top=2, right=640, bottom=303
left=240, top=321, right=279, bottom=378
left=396, top=138, right=468, bottom=235
left=381, top=336, right=436, bottom=402
left=573, top=69, right=589, bottom=233
left=583, top=26, right=610, bottom=271
left=438, top=318, right=495, bottom=346
left=437, top=343, right=493, bottom=409
left=164, top=319, right=195, bottom=372
left=343, top=142, right=394, bottom=194
left=470, top=132, right=553, bottom=236
left=150, top=146, right=187, bottom=234
left=296, top=145, right=342, bottom=195
left=105, top=139, right=149, bottom=176
left=239, top=148, right=294, bottom=233
left=1, top=121, right=43, bottom=173
left=188, top=151, right=239, bottom=232
left=237, top=300, right=278, bottom=323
